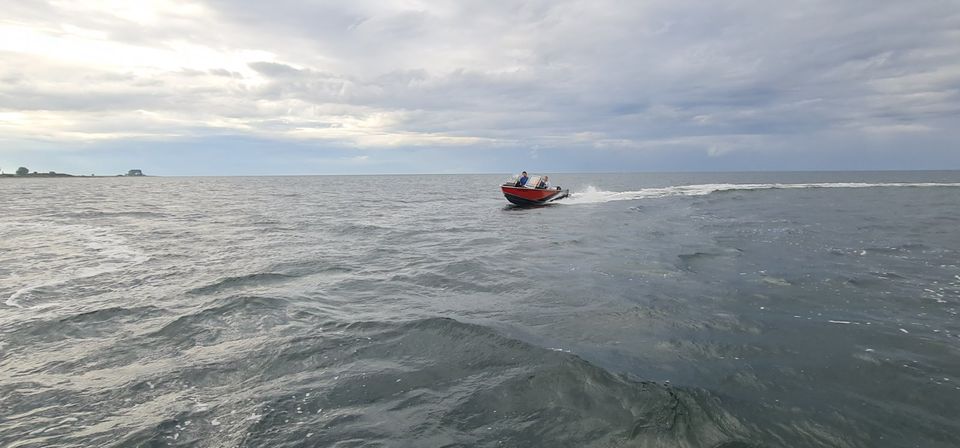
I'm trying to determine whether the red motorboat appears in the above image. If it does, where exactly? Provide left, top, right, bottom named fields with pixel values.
left=501, top=175, right=569, bottom=206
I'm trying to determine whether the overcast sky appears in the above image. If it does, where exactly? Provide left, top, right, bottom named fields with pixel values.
left=1, top=0, right=958, bottom=175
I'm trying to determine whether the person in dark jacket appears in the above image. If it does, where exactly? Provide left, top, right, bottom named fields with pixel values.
left=535, top=175, right=550, bottom=189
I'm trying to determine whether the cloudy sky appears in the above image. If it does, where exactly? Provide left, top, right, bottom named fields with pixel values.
left=1, top=0, right=958, bottom=175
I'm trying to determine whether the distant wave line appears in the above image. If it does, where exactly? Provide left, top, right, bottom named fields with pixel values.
left=564, top=182, right=960, bottom=205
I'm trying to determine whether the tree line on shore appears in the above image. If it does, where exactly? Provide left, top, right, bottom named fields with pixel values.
left=2, top=167, right=145, bottom=177
left=1, top=166, right=70, bottom=177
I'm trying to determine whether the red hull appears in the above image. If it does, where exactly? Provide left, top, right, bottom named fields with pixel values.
left=501, top=185, right=569, bottom=205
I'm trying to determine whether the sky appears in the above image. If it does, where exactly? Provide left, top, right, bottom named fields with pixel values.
left=0, top=0, right=958, bottom=175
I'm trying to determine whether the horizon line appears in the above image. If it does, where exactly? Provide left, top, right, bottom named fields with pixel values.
left=4, top=168, right=960, bottom=177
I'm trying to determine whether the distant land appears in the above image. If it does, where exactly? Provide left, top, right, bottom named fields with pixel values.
left=1, top=169, right=146, bottom=178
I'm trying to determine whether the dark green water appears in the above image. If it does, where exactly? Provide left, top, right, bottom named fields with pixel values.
left=2, top=172, right=959, bottom=447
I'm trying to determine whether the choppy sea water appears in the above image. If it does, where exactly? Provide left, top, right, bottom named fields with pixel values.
left=2, top=171, right=960, bottom=448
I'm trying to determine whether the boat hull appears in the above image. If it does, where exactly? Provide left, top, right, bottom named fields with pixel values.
left=501, top=185, right=569, bottom=206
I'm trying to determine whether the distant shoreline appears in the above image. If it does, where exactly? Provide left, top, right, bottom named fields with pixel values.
left=2, top=173, right=71, bottom=178
left=1, top=172, right=148, bottom=178
left=0, top=173, right=151, bottom=179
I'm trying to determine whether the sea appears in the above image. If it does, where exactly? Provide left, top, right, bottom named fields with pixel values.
left=2, top=171, right=959, bottom=448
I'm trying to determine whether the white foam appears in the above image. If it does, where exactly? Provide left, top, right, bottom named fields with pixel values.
left=3, top=223, right=149, bottom=308
left=563, top=182, right=960, bottom=205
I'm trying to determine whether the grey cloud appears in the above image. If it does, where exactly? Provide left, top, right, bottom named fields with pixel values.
left=208, top=69, right=242, bottom=78
left=248, top=62, right=304, bottom=78
left=2, top=0, right=959, bottom=168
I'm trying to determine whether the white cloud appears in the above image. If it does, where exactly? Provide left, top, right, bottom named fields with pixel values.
left=1, top=0, right=958, bottom=167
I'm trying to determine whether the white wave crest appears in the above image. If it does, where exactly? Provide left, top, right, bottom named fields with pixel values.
left=563, top=182, right=960, bottom=205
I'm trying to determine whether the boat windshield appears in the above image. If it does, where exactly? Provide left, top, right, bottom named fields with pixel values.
left=504, top=174, right=543, bottom=187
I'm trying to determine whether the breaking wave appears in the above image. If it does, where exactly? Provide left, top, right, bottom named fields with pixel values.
left=564, top=182, right=960, bottom=205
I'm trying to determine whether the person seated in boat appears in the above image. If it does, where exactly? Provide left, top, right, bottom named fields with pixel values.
left=535, top=176, right=550, bottom=189
left=514, top=171, right=529, bottom=187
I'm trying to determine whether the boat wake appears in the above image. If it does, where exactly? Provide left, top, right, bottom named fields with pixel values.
left=3, top=223, right=149, bottom=308
left=564, top=182, right=960, bottom=205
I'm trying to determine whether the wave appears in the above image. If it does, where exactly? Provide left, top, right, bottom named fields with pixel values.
left=103, top=316, right=756, bottom=448
left=5, top=305, right=169, bottom=346
left=563, top=182, right=960, bottom=205
left=187, top=273, right=297, bottom=295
